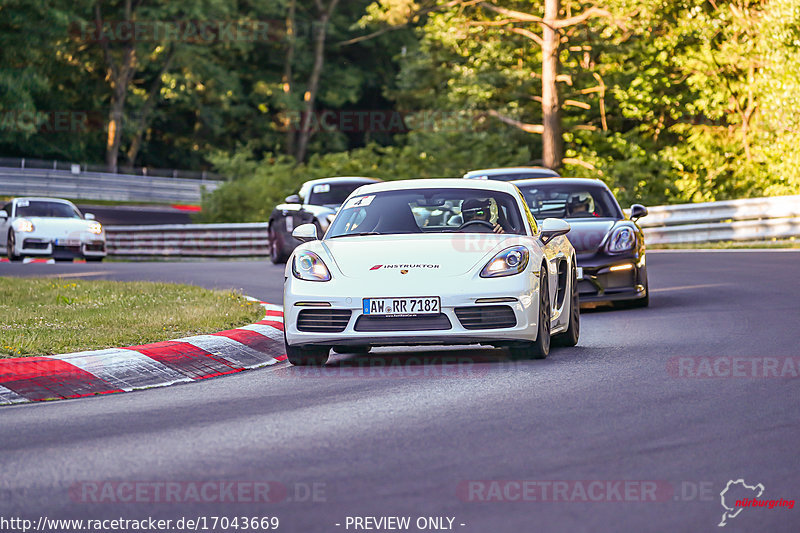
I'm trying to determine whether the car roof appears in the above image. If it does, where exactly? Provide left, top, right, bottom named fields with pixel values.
left=464, top=167, right=560, bottom=178
left=511, top=177, right=611, bottom=189
left=13, top=197, right=76, bottom=204
left=302, top=176, right=380, bottom=187
left=351, top=178, right=522, bottom=195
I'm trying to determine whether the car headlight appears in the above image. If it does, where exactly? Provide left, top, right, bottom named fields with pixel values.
left=13, top=219, right=34, bottom=232
left=480, top=246, right=529, bottom=278
left=292, top=250, right=332, bottom=282
left=88, top=222, right=103, bottom=235
left=607, top=226, right=636, bottom=253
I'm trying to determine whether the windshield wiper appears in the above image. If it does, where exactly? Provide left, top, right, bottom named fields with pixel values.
left=328, top=231, right=382, bottom=239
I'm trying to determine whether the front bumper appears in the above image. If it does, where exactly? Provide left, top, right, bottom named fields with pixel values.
left=576, top=251, right=646, bottom=303
left=15, top=234, right=106, bottom=259
left=284, top=273, right=540, bottom=348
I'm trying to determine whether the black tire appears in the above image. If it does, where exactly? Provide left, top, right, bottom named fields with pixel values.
left=269, top=224, right=289, bottom=265
left=332, top=345, right=371, bottom=354
left=509, top=264, right=551, bottom=360
left=6, top=231, right=21, bottom=262
left=553, top=262, right=580, bottom=347
left=285, top=343, right=330, bottom=366
left=284, top=327, right=330, bottom=366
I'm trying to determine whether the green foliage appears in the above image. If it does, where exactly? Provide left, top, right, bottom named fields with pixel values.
left=3, top=0, right=799, bottom=215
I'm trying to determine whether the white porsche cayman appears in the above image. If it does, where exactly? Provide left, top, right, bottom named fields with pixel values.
left=283, top=179, right=580, bottom=365
left=1, top=197, right=106, bottom=262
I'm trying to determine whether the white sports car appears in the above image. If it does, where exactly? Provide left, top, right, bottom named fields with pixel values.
left=0, top=197, right=106, bottom=262
left=283, top=179, right=580, bottom=365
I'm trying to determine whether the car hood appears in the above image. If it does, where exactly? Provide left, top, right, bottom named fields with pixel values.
left=319, top=234, right=518, bottom=278
left=23, top=217, right=97, bottom=235
left=565, top=218, right=618, bottom=254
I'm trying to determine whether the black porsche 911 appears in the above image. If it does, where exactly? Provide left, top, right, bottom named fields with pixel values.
left=268, top=176, right=379, bottom=264
left=513, top=177, right=649, bottom=308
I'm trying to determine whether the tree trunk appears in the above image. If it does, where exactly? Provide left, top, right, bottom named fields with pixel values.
left=295, top=0, right=340, bottom=163
left=283, top=0, right=297, bottom=157
left=541, top=0, right=562, bottom=169
left=126, top=47, right=175, bottom=166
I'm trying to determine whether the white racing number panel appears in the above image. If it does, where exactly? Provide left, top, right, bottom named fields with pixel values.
left=362, top=297, right=440, bottom=317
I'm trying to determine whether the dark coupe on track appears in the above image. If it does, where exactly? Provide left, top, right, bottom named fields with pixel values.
left=513, top=177, right=649, bottom=307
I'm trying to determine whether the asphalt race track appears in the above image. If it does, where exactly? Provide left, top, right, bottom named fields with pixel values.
left=1, top=251, right=799, bottom=532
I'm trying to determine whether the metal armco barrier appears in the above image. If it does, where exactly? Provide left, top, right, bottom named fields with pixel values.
left=639, top=195, right=800, bottom=245
left=106, top=223, right=269, bottom=257
left=103, top=195, right=800, bottom=258
left=0, top=167, right=220, bottom=204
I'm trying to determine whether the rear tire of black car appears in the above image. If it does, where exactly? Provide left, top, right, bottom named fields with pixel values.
left=509, top=264, right=550, bottom=360
left=332, top=345, right=371, bottom=354
left=6, top=231, right=21, bottom=262
left=553, top=262, right=580, bottom=347
left=269, top=224, right=289, bottom=265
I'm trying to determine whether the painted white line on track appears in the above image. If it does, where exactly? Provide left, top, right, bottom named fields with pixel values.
left=41, top=271, right=115, bottom=278
left=47, top=348, right=192, bottom=391
left=650, top=283, right=730, bottom=293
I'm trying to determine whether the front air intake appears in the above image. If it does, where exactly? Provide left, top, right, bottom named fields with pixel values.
left=297, top=309, right=352, bottom=332
left=454, top=305, right=517, bottom=330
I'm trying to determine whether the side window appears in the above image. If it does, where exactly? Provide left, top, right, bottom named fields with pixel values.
left=517, top=191, right=538, bottom=234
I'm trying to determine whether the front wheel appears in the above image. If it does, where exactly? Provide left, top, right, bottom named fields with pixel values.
left=6, top=231, right=21, bottom=262
left=553, top=262, right=580, bottom=347
left=509, top=265, right=551, bottom=360
left=269, top=224, right=289, bottom=265
left=284, top=328, right=330, bottom=366
left=332, top=345, right=371, bottom=355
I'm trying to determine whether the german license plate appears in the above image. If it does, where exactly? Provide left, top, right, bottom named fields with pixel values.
left=55, top=239, right=80, bottom=246
left=362, top=297, right=440, bottom=317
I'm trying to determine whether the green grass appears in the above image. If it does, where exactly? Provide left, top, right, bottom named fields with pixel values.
left=0, top=277, right=265, bottom=358
left=650, top=239, right=800, bottom=250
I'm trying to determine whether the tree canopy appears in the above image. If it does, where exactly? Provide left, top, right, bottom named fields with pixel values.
left=1, top=0, right=797, bottom=218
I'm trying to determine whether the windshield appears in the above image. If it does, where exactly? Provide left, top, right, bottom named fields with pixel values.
left=308, top=182, right=369, bottom=206
left=16, top=200, right=82, bottom=219
left=516, top=183, right=623, bottom=219
left=326, top=188, right=526, bottom=238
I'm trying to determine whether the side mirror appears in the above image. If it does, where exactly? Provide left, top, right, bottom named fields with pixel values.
left=540, top=218, right=570, bottom=245
left=292, top=223, right=318, bottom=243
left=629, top=204, right=648, bottom=220
left=84, top=213, right=96, bottom=220
left=285, top=194, right=301, bottom=204
left=0, top=211, right=7, bottom=220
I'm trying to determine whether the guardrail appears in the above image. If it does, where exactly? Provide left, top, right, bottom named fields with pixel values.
left=639, top=195, right=800, bottom=245
left=106, top=223, right=269, bottom=258
left=0, top=167, right=220, bottom=204
left=102, top=195, right=800, bottom=258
